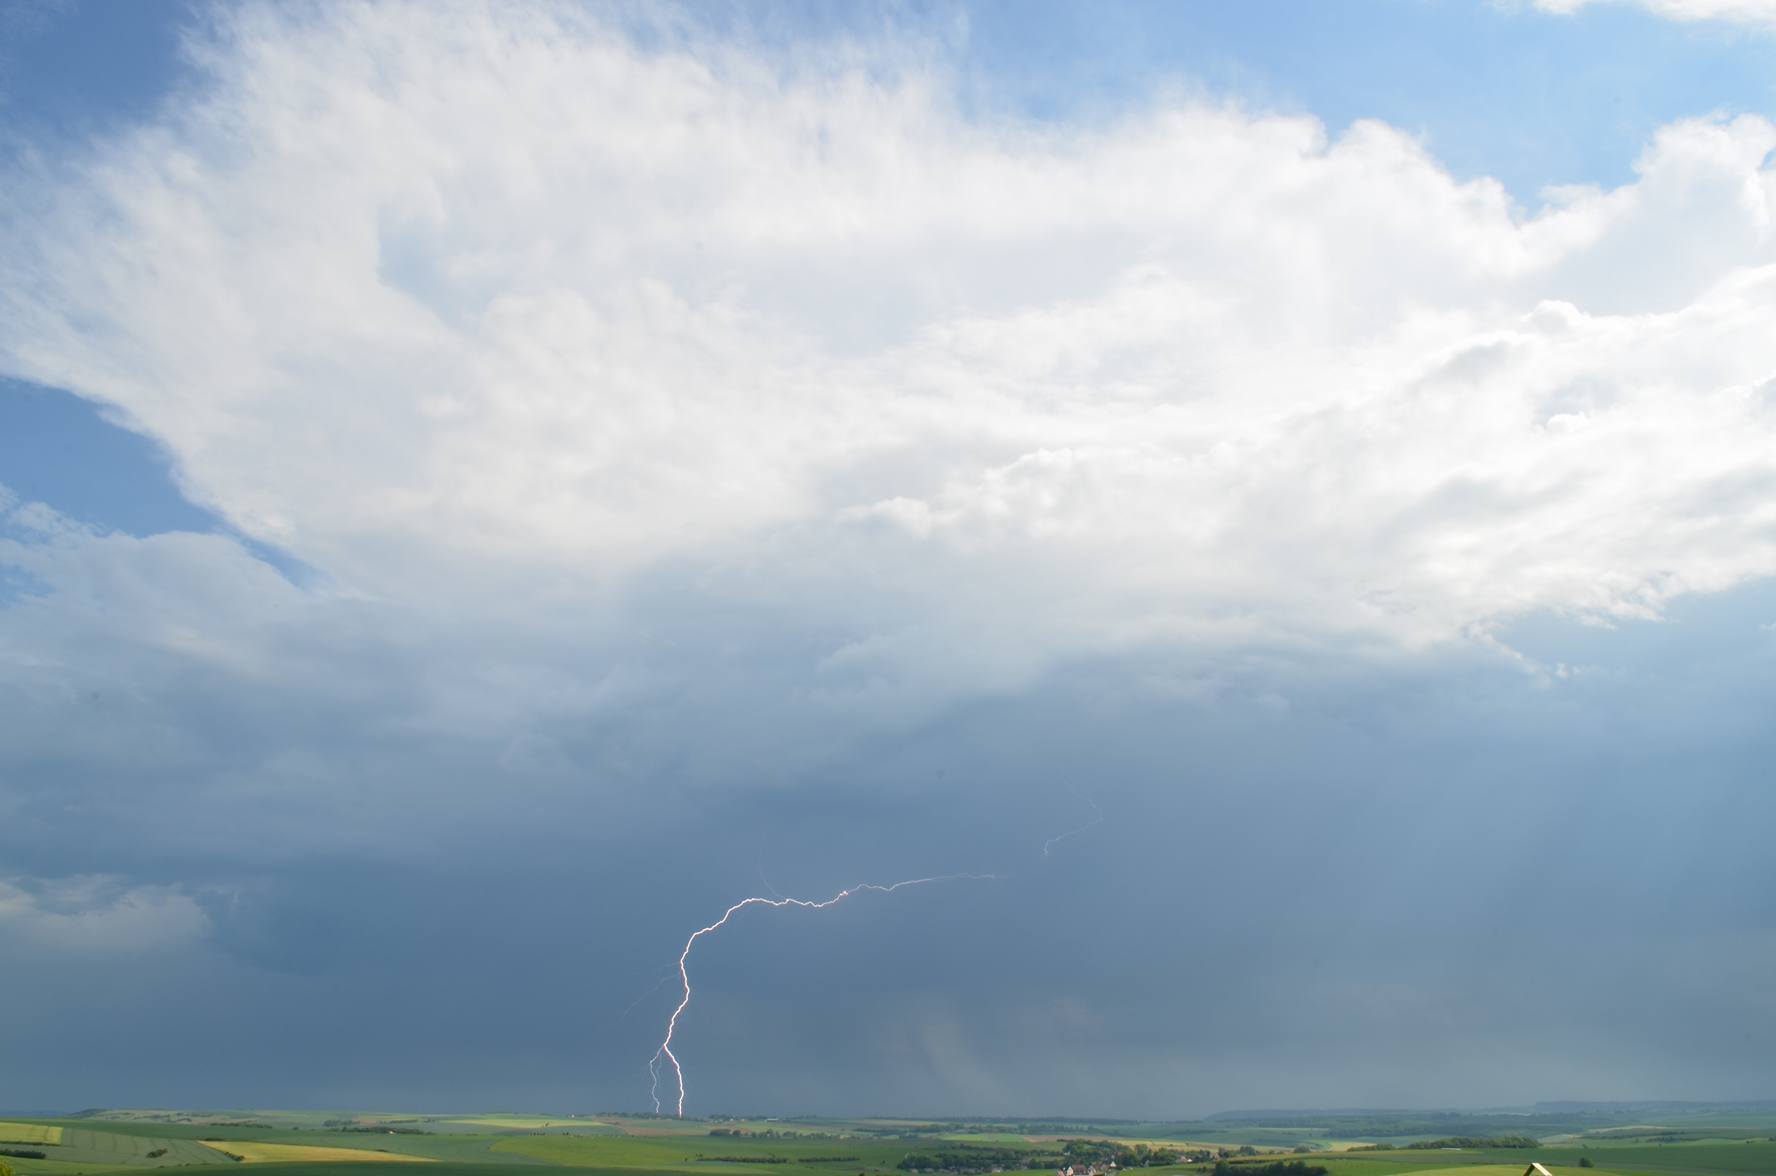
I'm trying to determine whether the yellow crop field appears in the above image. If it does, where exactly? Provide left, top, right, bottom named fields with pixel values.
left=200, top=1142, right=433, bottom=1164
left=0, top=1124, right=63, bottom=1145
left=450, top=1118, right=605, bottom=1129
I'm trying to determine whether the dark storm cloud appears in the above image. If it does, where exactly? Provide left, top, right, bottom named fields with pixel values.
left=4, top=524, right=1773, bottom=1112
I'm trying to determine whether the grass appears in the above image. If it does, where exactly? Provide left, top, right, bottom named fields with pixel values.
left=69, top=1166, right=540, bottom=1176
left=2, top=1129, right=230, bottom=1169
left=439, top=1123, right=608, bottom=1133
left=1561, top=1141, right=1776, bottom=1174
left=225, top=1138, right=531, bottom=1167
left=487, top=1130, right=931, bottom=1174
left=10, top=1111, right=1776, bottom=1176
left=13, top=1125, right=237, bottom=1144
left=2, top=1161, right=137, bottom=1176
left=200, top=1146, right=430, bottom=1166
left=1295, top=1140, right=1776, bottom=1176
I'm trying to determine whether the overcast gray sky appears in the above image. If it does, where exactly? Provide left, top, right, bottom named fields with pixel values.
left=3, top=0, right=1776, bottom=1117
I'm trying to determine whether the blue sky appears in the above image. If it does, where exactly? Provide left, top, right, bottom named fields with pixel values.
left=4, top=0, right=1776, bottom=1116
left=10, top=1, right=1776, bottom=188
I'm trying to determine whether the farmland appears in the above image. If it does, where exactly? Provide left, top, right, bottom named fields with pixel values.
left=198, top=1146, right=431, bottom=1166
left=0, top=1106, right=1773, bottom=1176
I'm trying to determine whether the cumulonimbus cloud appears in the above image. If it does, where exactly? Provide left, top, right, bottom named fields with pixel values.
left=2, top=0, right=1775, bottom=698
left=6, top=4, right=1776, bottom=1113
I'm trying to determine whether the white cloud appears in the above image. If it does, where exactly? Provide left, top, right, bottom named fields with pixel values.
left=1532, top=0, right=1776, bottom=28
left=2, top=0, right=1776, bottom=714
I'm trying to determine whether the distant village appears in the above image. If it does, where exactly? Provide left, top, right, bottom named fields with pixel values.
left=1054, top=1148, right=1237, bottom=1176
left=894, top=1139, right=1242, bottom=1175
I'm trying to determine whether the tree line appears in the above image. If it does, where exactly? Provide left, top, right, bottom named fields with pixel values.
left=1350, top=1137, right=1538, bottom=1152
left=897, top=1147, right=1036, bottom=1173
left=1206, top=1163, right=1327, bottom=1176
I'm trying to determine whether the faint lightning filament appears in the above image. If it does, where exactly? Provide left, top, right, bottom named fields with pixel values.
left=649, top=873, right=997, bottom=1117
left=1041, top=793, right=1103, bottom=857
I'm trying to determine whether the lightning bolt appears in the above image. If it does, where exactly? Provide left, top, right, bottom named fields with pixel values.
left=617, top=965, right=679, bottom=1024
left=1041, top=793, right=1103, bottom=857
left=648, top=872, right=998, bottom=1117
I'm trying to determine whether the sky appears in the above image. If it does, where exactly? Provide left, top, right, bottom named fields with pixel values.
left=3, top=0, right=1776, bottom=1118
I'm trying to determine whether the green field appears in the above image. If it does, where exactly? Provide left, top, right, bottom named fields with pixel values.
left=2, top=1108, right=1773, bottom=1176
left=1, top=1125, right=231, bottom=1170
left=1300, top=1141, right=1776, bottom=1176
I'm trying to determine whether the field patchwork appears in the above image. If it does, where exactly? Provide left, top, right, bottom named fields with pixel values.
left=199, top=1144, right=434, bottom=1164
left=2, top=1127, right=227, bottom=1168
left=7, top=1110, right=1776, bottom=1176
left=442, top=1121, right=610, bottom=1132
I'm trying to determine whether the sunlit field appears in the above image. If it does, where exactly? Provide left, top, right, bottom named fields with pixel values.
left=4, top=1109, right=1775, bottom=1176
